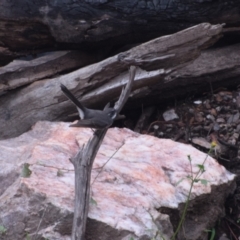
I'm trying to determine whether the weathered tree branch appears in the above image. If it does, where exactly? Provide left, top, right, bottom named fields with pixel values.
left=70, top=66, right=136, bottom=240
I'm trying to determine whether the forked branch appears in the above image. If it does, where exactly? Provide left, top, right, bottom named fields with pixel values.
left=71, top=66, right=136, bottom=240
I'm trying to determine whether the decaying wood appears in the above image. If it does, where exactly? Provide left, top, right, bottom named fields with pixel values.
left=128, top=43, right=240, bottom=107
left=0, top=23, right=223, bottom=140
left=70, top=66, right=136, bottom=240
left=0, top=0, right=239, bottom=64
left=0, top=51, right=100, bottom=93
left=0, top=46, right=25, bottom=66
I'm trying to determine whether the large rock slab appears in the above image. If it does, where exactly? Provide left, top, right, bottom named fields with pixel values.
left=0, top=121, right=235, bottom=240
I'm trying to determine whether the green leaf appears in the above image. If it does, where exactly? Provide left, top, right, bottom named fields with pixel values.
left=197, top=164, right=205, bottom=171
left=200, top=179, right=208, bottom=186
left=204, top=228, right=215, bottom=240
left=90, top=197, right=98, bottom=206
left=129, top=237, right=134, bottom=240
left=0, top=225, right=6, bottom=235
left=57, top=170, right=64, bottom=177
left=21, top=163, right=32, bottom=178
left=25, top=233, right=31, bottom=240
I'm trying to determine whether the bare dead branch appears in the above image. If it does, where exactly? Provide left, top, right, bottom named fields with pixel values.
left=114, top=65, right=137, bottom=114
left=71, top=66, right=136, bottom=240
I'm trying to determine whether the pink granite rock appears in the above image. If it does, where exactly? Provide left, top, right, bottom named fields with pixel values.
left=0, top=121, right=235, bottom=240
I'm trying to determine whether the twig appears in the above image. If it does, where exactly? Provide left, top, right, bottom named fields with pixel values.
left=91, top=141, right=125, bottom=186
left=226, top=220, right=238, bottom=240
left=33, top=205, right=48, bottom=240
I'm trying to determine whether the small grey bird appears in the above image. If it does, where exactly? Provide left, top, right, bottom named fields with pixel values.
left=61, top=84, right=116, bottom=129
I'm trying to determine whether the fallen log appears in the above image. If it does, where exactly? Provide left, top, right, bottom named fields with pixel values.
left=0, top=0, right=239, bottom=64
left=0, top=23, right=222, bottom=139
left=129, top=43, right=240, bottom=107
left=0, top=50, right=100, bottom=93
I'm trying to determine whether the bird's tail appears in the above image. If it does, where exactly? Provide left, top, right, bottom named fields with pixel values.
left=60, top=84, right=85, bottom=110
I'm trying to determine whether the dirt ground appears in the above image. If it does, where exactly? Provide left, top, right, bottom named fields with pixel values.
left=118, top=86, right=240, bottom=239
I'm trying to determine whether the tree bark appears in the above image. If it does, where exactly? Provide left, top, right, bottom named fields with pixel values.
left=0, top=23, right=222, bottom=140
left=0, top=51, right=100, bottom=93
left=128, top=43, right=240, bottom=107
left=0, top=0, right=239, bottom=64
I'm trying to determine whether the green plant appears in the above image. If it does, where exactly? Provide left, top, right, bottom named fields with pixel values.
left=205, top=228, right=216, bottom=240
left=25, top=233, right=31, bottom=240
left=90, top=197, right=98, bottom=205
left=146, top=210, right=166, bottom=240
left=21, top=163, right=32, bottom=178
left=171, top=142, right=216, bottom=240
left=0, top=225, right=7, bottom=235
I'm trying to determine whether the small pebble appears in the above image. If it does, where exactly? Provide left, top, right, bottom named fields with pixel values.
left=205, top=103, right=211, bottom=109
left=192, top=125, right=202, bottom=132
left=229, top=139, right=236, bottom=145
left=215, top=94, right=222, bottom=102
left=236, top=124, right=240, bottom=131
left=210, top=108, right=217, bottom=116
left=223, top=106, right=230, bottom=111
left=213, top=123, right=220, bottom=131
left=195, top=112, right=204, bottom=122
left=223, top=95, right=232, bottom=100
left=227, top=115, right=234, bottom=123
left=233, top=133, right=239, bottom=139
left=216, top=118, right=225, bottom=123
left=218, top=233, right=230, bottom=240
left=206, top=114, right=215, bottom=122
left=233, top=111, right=240, bottom=122
left=194, top=100, right=202, bottom=105
left=219, top=91, right=232, bottom=97
left=163, top=109, right=179, bottom=121
left=158, top=132, right=164, bottom=137
left=203, top=125, right=212, bottom=131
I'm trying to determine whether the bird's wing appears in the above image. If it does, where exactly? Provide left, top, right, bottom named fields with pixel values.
left=69, top=117, right=111, bottom=129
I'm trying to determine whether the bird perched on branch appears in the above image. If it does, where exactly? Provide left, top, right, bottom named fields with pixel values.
left=61, top=84, right=116, bottom=129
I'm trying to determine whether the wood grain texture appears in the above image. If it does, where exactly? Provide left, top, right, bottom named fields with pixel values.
left=0, top=23, right=222, bottom=139
left=0, top=0, right=239, bottom=64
